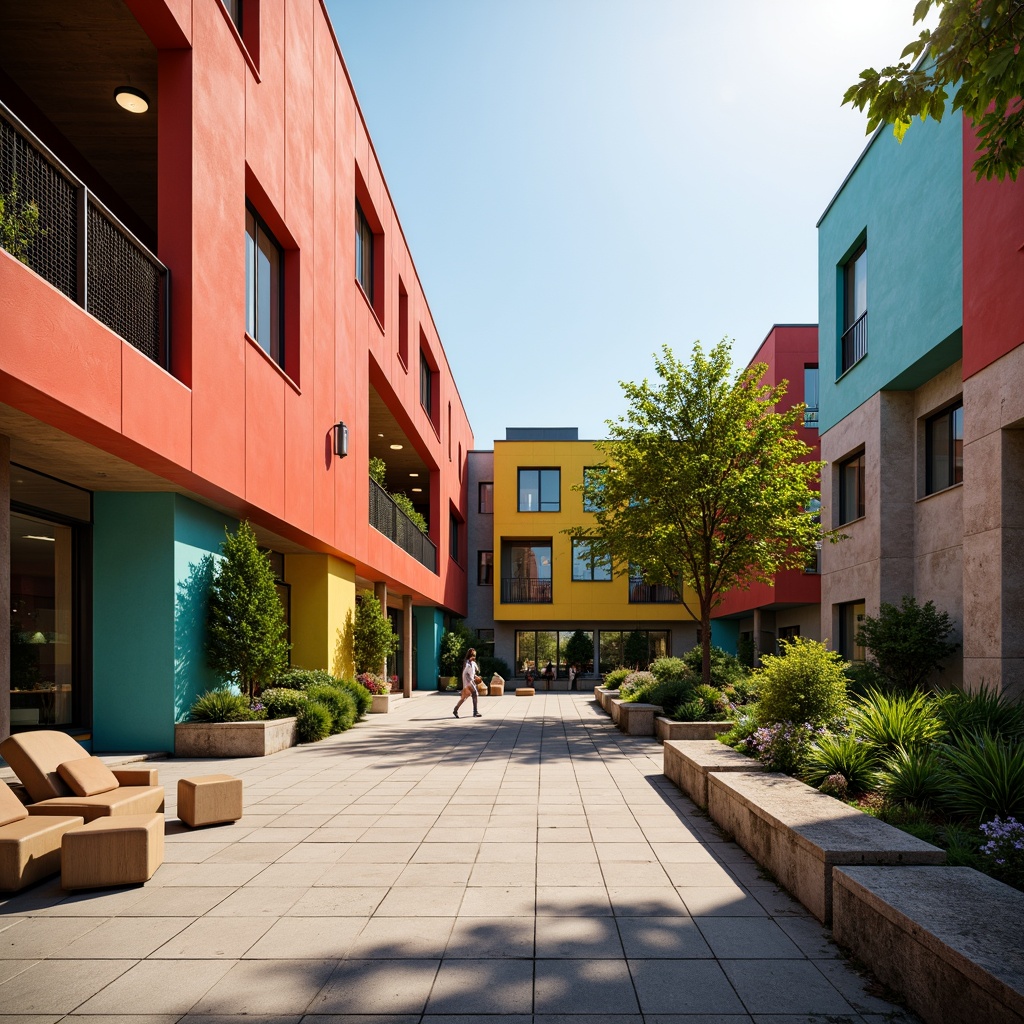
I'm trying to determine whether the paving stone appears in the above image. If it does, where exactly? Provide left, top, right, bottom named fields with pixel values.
left=425, top=958, right=534, bottom=1013
left=0, top=958, right=135, bottom=1014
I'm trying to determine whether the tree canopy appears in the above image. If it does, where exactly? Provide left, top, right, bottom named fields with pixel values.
left=570, top=341, right=823, bottom=686
left=843, top=0, right=1024, bottom=181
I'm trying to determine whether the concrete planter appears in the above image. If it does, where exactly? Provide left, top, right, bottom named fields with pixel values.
left=655, top=717, right=732, bottom=743
left=617, top=702, right=663, bottom=736
left=596, top=688, right=620, bottom=713
left=370, top=694, right=391, bottom=714
left=174, top=717, right=298, bottom=758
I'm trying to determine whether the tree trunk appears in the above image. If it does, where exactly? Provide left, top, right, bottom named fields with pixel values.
left=701, top=603, right=712, bottom=688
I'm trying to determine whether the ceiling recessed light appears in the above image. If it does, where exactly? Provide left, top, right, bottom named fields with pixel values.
left=377, top=433, right=384, bottom=438
left=409, top=472, right=419, bottom=478
left=24, top=535, right=55, bottom=542
left=411, top=487, right=423, bottom=493
left=114, top=86, right=149, bottom=113
left=389, top=443, right=403, bottom=450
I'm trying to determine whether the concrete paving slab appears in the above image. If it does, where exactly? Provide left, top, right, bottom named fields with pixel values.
left=308, top=958, right=440, bottom=1014
left=443, top=916, right=534, bottom=959
left=190, top=958, right=337, bottom=1015
left=425, top=958, right=534, bottom=1013
left=151, top=915, right=274, bottom=958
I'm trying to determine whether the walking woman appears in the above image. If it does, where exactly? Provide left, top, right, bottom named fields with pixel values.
left=453, top=647, right=483, bottom=718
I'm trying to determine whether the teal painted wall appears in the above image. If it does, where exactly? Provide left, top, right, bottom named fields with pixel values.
left=818, top=115, right=963, bottom=433
left=93, top=493, right=231, bottom=752
left=415, top=608, right=445, bottom=689
left=711, top=619, right=739, bottom=656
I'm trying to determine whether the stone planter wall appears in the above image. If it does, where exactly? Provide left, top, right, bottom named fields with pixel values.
left=370, top=694, right=391, bottom=714
left=174, top=717, right=297, bottom=758
left=655, top=718, right=732, bottom=743
left=616, top=703, right=663, bottom=736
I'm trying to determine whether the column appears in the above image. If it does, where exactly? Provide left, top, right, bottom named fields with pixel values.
left=402, top=595, right=413, bottom=698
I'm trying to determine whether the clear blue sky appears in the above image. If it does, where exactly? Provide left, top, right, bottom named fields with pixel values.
left=325, top=0, right=922, bottom=449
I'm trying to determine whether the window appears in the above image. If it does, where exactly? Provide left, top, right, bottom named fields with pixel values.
left=222, top=0, right=242, bottom=31
left=449, top=512, right=461, bottom=564
left=803, top=366, right=819, bottom=429
left=502, top=542, right=552, bottom=602
left=515, top=629, right=594, bottom=677
left=420, top=350, right=433, bottom=416
left=475, top=628, right=495, bottom=661
left=571, top=539, right=611, bottom=581
left=245, top=205, right=283, bottom=366
left=838, top=601, right=866, bottom=662
left=583, top=467, right=606, bottom=512
left=926, top=401, right=964, bottom=494
left=838, top=451, right=865, bottom=525
left=397, top=278, right=409, bottom=368
left=777, top=625, right=801, bottom=648
left=627, top=566, right=680, bottom=603
left=598, top=629, right=669, bottom=673
left=478, top=482, right=493, bottom=514
left=355, top=201, right=374, bottom=301
left=477, top=550, right=493, bottom=586
left=518, top=468, right=560, bottom=512
left=841, top=242, right=867, bottom=372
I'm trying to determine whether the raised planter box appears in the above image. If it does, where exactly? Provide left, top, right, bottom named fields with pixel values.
left=616, top=702, right=663, bottom=736
left=707, top=771, right=945, bottom=924
left=174, top=718, right=297, bottom=758
left=833, top=866, right=1024, bottom=1024
left=663, top=739, right=764, bottom=808
left=655, top=717, right=732, bottom=743
left=597, top=688, right=620, bottom=714
left=610, top=698, right=626, bottom=725
left=370, top=694, right=391, bottom=714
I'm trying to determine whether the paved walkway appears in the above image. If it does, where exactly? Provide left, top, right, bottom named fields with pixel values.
left=0, top=692, right=916, bottom=1023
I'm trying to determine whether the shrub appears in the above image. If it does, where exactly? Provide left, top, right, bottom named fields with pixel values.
left=563, top=630, right=593, bottom=673
left=802, top=733, right=881, bottom=794
left=843, top=660, right=891, bottom=697
left=748, top=721, right=823, bottom=774
left=855, top=596, right=959, bottom=691
left=620, top=671, right=656, bottom=701
left=357, top=672, right=390, bottom=695
left=307, top=683, right=357, bottom=733
left=275, top=667, right=337, bottom=691
left=682, top=645, right=748, bottom=690
left=479, top=655, right=512, bottom=680
left=723, top=675, right=760, bottom=707
left=671, top=684, right=729, bottom=722
left=646, top=678, right=696, bottom=715
left=934, top=686, right=1024, bottom=744
left=261, top=687, right=308, bottom=718
left=939, top=734, right=1024, bottom=822
left=649, top=657, right=695, bottom=685
left=296, top=701, right=332, bottom=743
left=354, top=591, right=399, bottom=675
left=337, top=677, right=373, bottom=717
left=978, top=816, right=1024, bottom=890
left=878, top=744, right=947, bottom=808
left=189, top=688, right=253, bottom=723
left=718, top=709, right=760, bottom=749
left=754, top=637, right=848, bottom=728
left=439, top=620, right=474, bottom=676
left=847, top=688, right=945, bottom=753
left=603, top=668, right=631, bottom=689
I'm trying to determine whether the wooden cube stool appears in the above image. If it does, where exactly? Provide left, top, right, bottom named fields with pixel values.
left=61, top=813, right=164, bottom=889
left=515, top=687, right=535, bottom=696
left=177, top=774, right=243, bottom=827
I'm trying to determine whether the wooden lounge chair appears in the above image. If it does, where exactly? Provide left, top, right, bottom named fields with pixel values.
left=0, top=780, right=83, bottom=891
left=0, top=731, right=164, bottom=823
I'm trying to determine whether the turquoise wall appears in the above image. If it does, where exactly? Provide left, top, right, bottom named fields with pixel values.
left=817, top=115, right=963, bottom=433
left=93, top=494, right=231, bottom=752
left=711, top=619, right=739, bottom=656
left=415, top=607, right=445, bottom=689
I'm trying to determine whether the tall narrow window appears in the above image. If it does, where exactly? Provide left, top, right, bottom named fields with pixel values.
left=518, top=468, right=560, bottom=512
left=222, top=0, right=242, bottom=32
left=838, top=601, right=866, bottom=662
left=478, top=482, right=493, bottom=514
left=926, top=401, right=964, bottom=494
left=449, top=513, right=461, bottom=565
left=420, top=350, right=433, bottom=415
left=841, top=242, right=867, bottom=372
left=477, top=550, right=493, bottom=586
left=397, top=278, right=409, bottom=367
left=838, top=451, right=865, bottom=525
left=355, top=201, right=374, bottom=301
left=803, top=366, right=819, bottom=429
left=583, top=467, right=606, bottom=512
left=245, top=205, right=283, bottom=366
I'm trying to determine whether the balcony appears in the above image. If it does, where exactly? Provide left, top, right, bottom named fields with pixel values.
left=840, top=311, right=867, bottom=374
left=369, top=478, right=437, bottom=573
left=628, top=579, right=680, bottom=604
left=0, top=101, right=168, bottom=368
left=501, top=578, right=552, bottom=604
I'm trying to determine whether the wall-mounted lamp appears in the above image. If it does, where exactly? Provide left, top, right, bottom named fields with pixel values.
left=114, top=86, right=150, bottom=114
left=333, top=421, right=349, bottom=458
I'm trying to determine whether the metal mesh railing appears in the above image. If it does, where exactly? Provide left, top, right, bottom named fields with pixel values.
left=501, top=578, right=553, bottom=603
left=627, top=580, right=680, bottom=603
left=369, top=479, right=438, bottom=573
left=1, top=102, right=168, bottom=368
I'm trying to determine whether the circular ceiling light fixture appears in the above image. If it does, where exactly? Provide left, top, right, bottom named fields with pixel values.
left=114, top=86, right=150, bottom=113
left=389, top=443, right=403, bottom=450
left=411, top=487, right=423, bottom=493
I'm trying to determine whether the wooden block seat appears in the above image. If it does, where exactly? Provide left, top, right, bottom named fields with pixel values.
left=0, top=731, right=164, bottom=823
left=707, top=771, right=945, bottom=923
left=0, top=782, right=83, bottom=892
left=833, top=865, right=1024, bottom=1024
left=61, top=812, right=164, bottom=889
left=177, top=775, right=243, bottom=827
left=515, top=687, right=535, bottom=696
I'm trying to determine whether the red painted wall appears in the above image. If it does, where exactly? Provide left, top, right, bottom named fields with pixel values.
left=0, top=0, right=472, bottom=615
left=962, top=119, right=1024, bottom=380
left=713, top=325, right=821, bottom=619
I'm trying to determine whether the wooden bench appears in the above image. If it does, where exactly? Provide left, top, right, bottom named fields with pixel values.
left=663, top=740, right=764, bottom=808
left=707, top=771, right=945, bottom=923
left=655, top=718, right=732, bottom=744
left=616, top=703, right=663, bottom=736
left=833, top=865, right=1024, bottom=1024
left=515, top=687, right=535, bottom=697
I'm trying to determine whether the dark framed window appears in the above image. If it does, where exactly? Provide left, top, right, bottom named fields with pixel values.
left=803, top=366, right=819, bottom=429
left=449, top=513, right=461, bottom=564
left=478, top=482, right=493, bottom=514
left=397, top=278, right=409, bottom=368
left=475, top=628, right=495, bottom=661
left=245, top=205, right=283, bottom=366
left=571, top=539, right=611, bottom=581
left=926, top=401, right=964, bottom=495
left=501, top=541, right=552, bottom=603
left=222, top=0, right=242, bottom=31
left=597, top=629, right=669, bottom=673
left=841, top=242, right=868, bottom=372
left=420, top=350, right=434, bottom=416
left=518, top=468, right=560, bottom=512
left=355, top=201, right=374, bottom=301
left=477, top=550, right=493, bottom=586
left=838, top=451, right=865, bottom=525
left=838, top=601, right=866, bottom=662
left=777, top=625, right=800, bottom=648
left=583, top=466, right=606, bottom=512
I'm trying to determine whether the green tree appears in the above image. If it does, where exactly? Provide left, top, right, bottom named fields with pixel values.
left=843, top=0, right=1024, bottom=181
left=438, top=619, right=474, bottom=677
left=571, top=341, right=823, bottom=687
left=206, top=521, right=290, bottom=700
left=0, top=175, right=42, bottom=265
left=855, top=596, right=960, bottom=690
left=624, top=630, right=649, bottom=670
left=353, top=591, right=400, bottom=675
left=564, top=629, right=593, bottom=672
